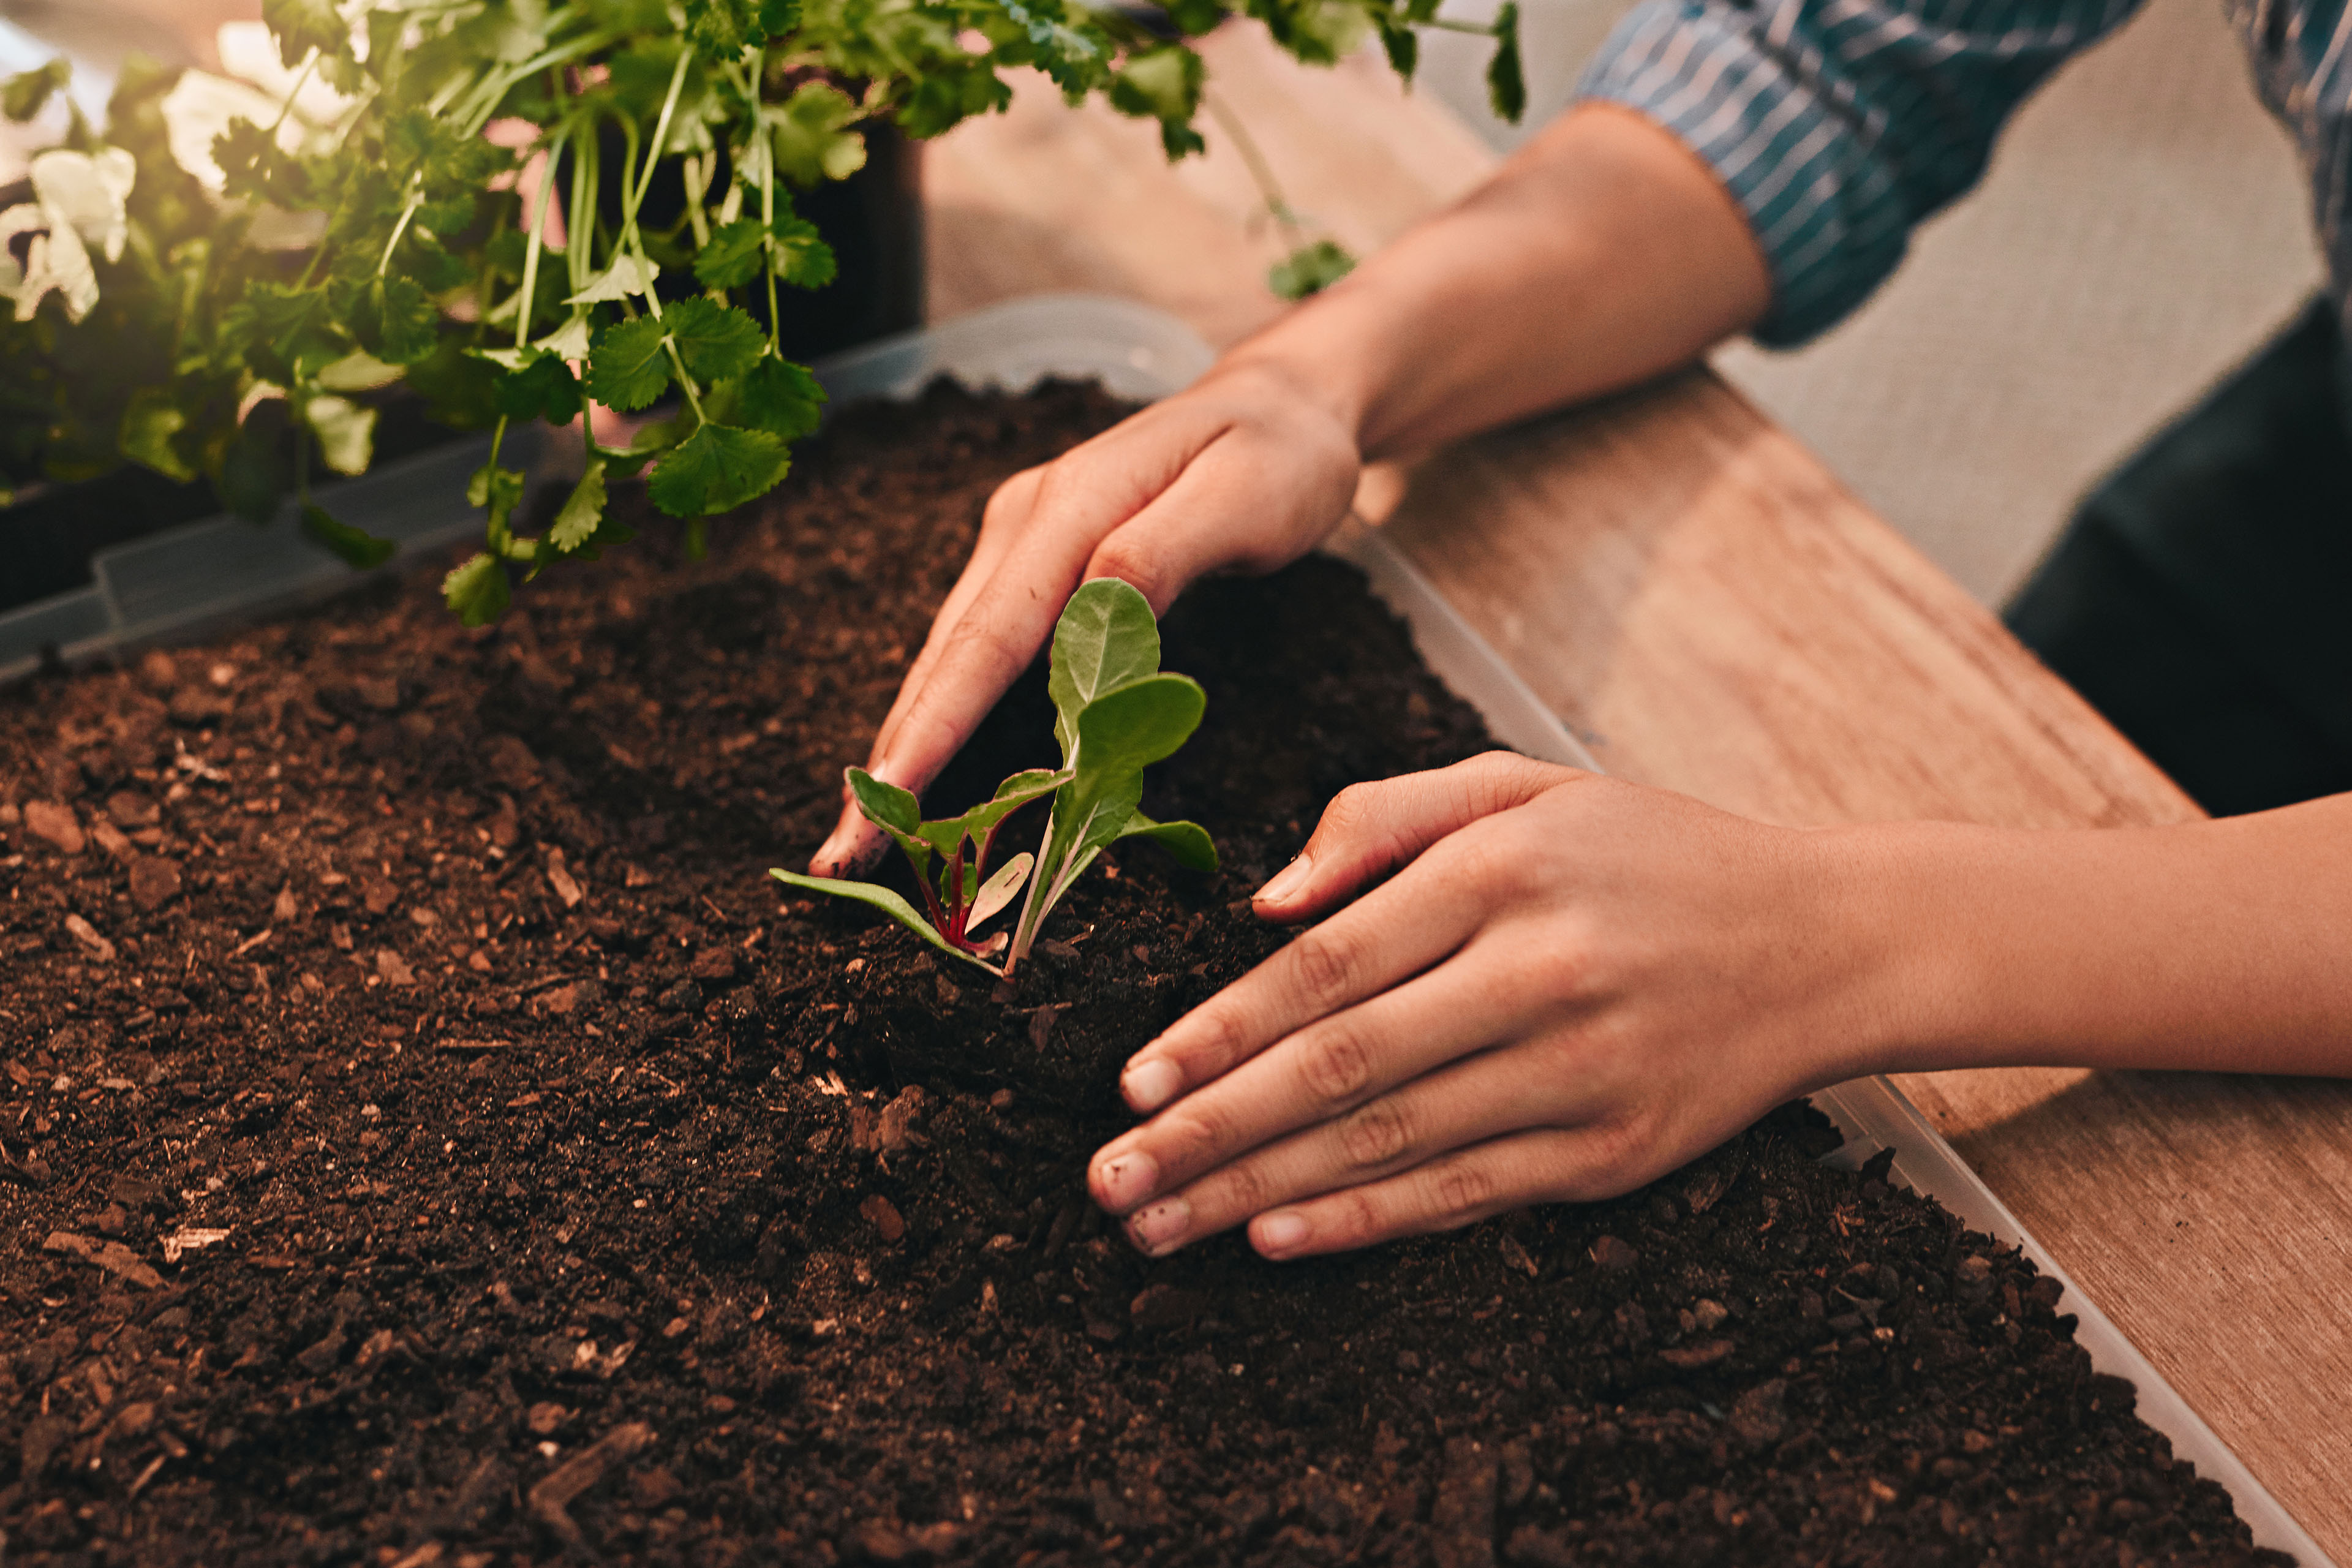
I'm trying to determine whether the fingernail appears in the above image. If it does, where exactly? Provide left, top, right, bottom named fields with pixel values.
left=1255, top=852, right=1313, bottom=906
left=1254, top=1210, right=1310, bottom=1257
left=1123, top=1057, right=1182, bottom=1113
left=1127, top=1197, right=1191, bottom=1255
left=1093, top=1150, right=1160, bottom=1211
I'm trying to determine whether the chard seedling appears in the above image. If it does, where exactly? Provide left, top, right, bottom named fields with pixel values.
left=772, top=579, right=1217, bottom=976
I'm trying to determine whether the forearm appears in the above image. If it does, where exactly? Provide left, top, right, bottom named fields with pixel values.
left=1215, top=102, right=1771, bottom=460
left=1841, top=799, right=2352, bottom=1079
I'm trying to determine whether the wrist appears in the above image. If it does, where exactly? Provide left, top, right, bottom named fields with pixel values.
left=1796, top=820, right=2029, bottom=1084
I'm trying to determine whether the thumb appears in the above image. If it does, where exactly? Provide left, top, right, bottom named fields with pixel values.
left=1252, top=751, right=1577, bottom=921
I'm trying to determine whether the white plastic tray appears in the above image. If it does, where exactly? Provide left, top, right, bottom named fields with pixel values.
left=822, top=294, right=2326, bottom=1564
left=0, top=424, right=548, bottom=683
left=0, top=290, right=2321, bottom=1558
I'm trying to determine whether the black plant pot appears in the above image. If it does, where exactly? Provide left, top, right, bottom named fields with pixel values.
left=0, top=132, right=927, bottom=619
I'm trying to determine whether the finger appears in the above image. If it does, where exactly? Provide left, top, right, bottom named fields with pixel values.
left=1252, top=752, right=1577, bottom=921
left=812, top=469, right=1047, bottom=873
left=1246, top=1125, right=1643, bottom=1260
left=813, top=408, right=1232, bottom=873
left=1114, top=814, right=1536, bottom=1123
left=1080, top=420, right=1360, bottom=611
left=1091, top=927, right=1552, bottom=1216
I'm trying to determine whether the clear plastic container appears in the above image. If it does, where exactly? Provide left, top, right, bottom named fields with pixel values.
left=0, top=426, right=546, bottom=683
left=821, top=293, right=2329, bottom=1564
left=0, top=293, right=2326, bottom=1559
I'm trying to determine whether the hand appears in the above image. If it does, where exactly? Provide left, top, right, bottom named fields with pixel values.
left=810, top=358, right=1362, bottom=874
left=1086, top=753, right=1898, bottom=1259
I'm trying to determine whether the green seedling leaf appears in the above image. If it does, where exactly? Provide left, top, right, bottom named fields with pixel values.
left=968, top=852, right=1032, bottom=929
left=1117, top=810, right=1218, bottom=871
left=769, top=870, right=1002, bottom=974
left=586, top=315, right=673, bottom=411
left=647, top=421, right=790, bottom=517
left=300, top=503, right=396, bottom=569
left=1048, top=577, right=1160, bottom=756
left=664, top=296, right=765, bottom=384
left=443, top=552, right=511, bottom=625
left=1270, top=238, right=1355, bottom=301
left=916, top=766, right=1069, bottom=858
left=1018, top=672, right=1205, bottom=960
left=847, top=765, right=933, bottom=879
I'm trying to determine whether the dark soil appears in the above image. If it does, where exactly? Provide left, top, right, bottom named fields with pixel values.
left=0, top=382, right=2288, bottom=1567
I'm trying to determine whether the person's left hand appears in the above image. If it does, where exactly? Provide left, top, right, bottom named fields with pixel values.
left=1086, top=752, right=1904, bottom=1259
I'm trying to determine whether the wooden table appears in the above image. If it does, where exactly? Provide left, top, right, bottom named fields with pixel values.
left=926, top=29, right=2352, bottom=1557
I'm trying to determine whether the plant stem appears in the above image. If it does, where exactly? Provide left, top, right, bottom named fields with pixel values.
left=1204, top=92, right=1305, bottom=240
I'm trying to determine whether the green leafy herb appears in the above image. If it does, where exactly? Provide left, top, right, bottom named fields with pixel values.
left=772, top=579, right=1216, bottom=976
left=0, top=0, right=1520, bottom=622
left=1268, top=237, right=1357, bottom=301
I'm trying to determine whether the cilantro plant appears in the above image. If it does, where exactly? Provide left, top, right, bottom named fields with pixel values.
left=772, top=578, right=1216, bottom=975
left=0, top=0, right=1522, bottom=619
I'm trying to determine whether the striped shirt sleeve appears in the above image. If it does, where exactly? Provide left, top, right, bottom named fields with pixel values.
left=1577, top=0, right=2144, bottom=345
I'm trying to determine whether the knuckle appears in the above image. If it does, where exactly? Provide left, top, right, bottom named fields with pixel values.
left=1338, top=1096, right=1415, bottom=1170
left=1212, top=1158, right=1273, bottom=1219
left=1426, top=1158, right=1499, bottom=1227
left=1158, top=1102, right=1233, bottom=1167
left=1289, top=927, right=1363, bottom=1009
left=1297, top=1025, right=1374, bottom=1104
left=1317, top=782, right=1384, bottom=844
left=1085, top=535, right=1163, bottom=602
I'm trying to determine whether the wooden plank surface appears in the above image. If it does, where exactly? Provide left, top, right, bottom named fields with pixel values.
left=927, top=32, right=2352, bottom=1556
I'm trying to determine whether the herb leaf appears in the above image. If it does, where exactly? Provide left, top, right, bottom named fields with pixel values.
left=732, top=355, right=827, bottom=440
left=663, top=296, right=766, bottom=384
left=647, top=420, right=790, bottom=517
left=586, top=315, right=673, bottom=411
left=443, top=552, right=512, bottom=625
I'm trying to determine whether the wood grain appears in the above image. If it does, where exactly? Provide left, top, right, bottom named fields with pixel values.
left=1372, top=379, right=2352, bottom=1555
left=928, top=27, right=2352, bottom=1555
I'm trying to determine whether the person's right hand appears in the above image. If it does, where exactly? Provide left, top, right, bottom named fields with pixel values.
left=811, top=356, right=1363, bottom=875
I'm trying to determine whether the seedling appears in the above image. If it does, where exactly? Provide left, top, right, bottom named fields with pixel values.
left=772, top=579, right=1217, bottom=976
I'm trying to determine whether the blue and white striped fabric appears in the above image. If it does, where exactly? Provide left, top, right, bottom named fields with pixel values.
left=1578, top=0, right=2351, bottom=347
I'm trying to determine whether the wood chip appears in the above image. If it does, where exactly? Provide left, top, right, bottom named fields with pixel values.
left=160, top=1226, right=233, bottom=1264
left=64, top=913, right=116, bottom=963
left=43, top=1230, right=163, bottom=1288
left=529, top=1421, right=654, bottom=1546
left=375, top=949, right=414, bottom=986
left=23, top=801, right=83, bottom=854
left=546, top=849, right=584, bottom=909
left=92, top=819, right=134, bottom=860
left=1658, top=1338, right=1735, bottom=1369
